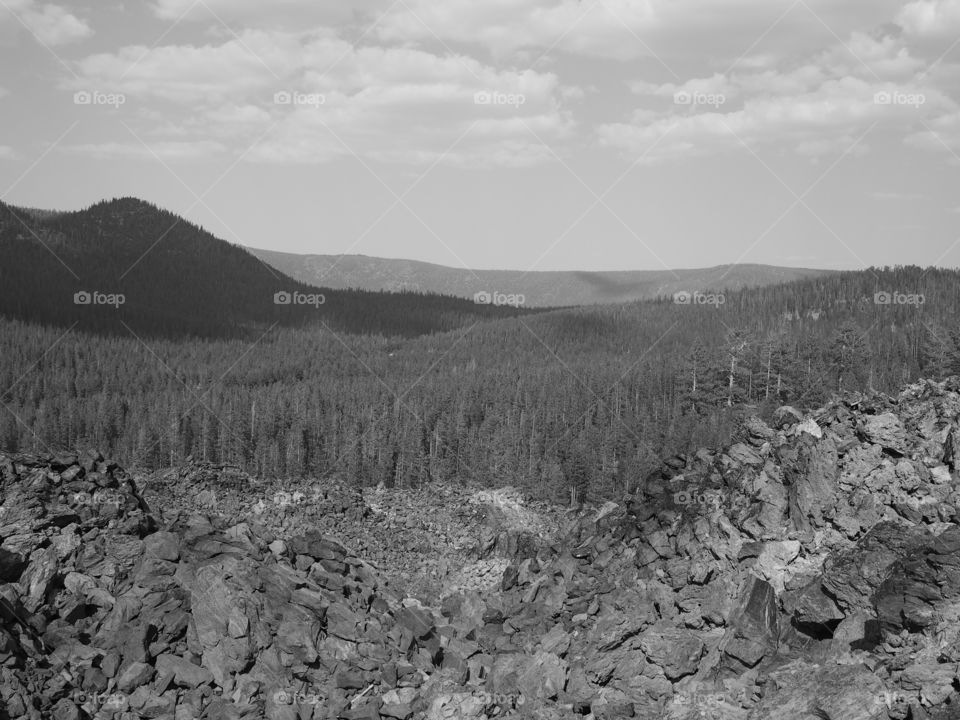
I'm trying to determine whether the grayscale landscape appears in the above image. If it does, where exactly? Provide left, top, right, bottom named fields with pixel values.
left=0, top=1, right=959, bottom=719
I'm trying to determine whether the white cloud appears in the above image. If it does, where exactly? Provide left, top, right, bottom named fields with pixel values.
left=600, top=20, right=957, bottom=164
left=820, top=31, right=927, bottom=77
left=67, top=30, right=576, bottom=169
left=0, top=145, right=15, bottom=158
left=150, top=0, right=383, bottom=27
left=43, top=0, right=960, bottom=172
left=905, top=111, right=960, bottom=153
left=62, top=140, right=228, bottom=161
left=631, top=73, right=739, bottom=102
left=375, top=0, right=906, bottom=62
left=897, top=0, right=960, bottom=36
left=3, top=0, right=92, bottom=46
left=599, top=74, right=949, bottom=162
left=72, top=30, right=308, bottom=104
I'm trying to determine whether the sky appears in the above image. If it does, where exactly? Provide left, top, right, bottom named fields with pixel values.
left=0, top=0, right=958, bottom=272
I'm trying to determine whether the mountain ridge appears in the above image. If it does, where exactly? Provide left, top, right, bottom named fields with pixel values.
left=0, top=197, right=544, bottom=339
left=248, top=247, right=839, bottom=307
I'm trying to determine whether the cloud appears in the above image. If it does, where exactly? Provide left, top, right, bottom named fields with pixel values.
left=149, top=0, right=383, bottom=27
left=897, top=0, right=960, bottom=36
left=599, top=20, right=958, bottom=164
left=2, top=0, right=92, bottom=46
left=905, top=111, right=960, bottom=154
left=820, top=31, right=928, bottom=77
left=67, top=30, right=576, bottom=169
left=374, top=0, right=907, bottom=62
left=46, top=0, right=960, bottom=172
left=599, top=73, right=950, bottom=162
left=62, top=140, right=228, bottom=160
left=0, top=145, right=15, bottom=159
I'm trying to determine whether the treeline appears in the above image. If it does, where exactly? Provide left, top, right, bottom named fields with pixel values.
left=1, top=265, right=958, bottom=503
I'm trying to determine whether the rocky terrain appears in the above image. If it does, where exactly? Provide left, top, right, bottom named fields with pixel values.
left=4, top=378, right=960, bottom=718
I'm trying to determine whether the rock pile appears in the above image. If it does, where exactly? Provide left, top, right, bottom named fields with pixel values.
left=3, top=376, right=960, bottom=719
left=483, top=377, right=960, bottom=719
left=140, top=471, right=566, bottom=602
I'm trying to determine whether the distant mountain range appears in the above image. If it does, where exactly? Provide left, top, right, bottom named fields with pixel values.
left=249, top=249, right=837, bottom=307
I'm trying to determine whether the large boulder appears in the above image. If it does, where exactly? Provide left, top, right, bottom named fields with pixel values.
left=874, top=526, right=960, bottom=634
left=860, top=412, right=909, bottom=454
left=720, top=576, right=778, bottom=670
left=780, top=434, right=839, bottom=532
left=638, top=625, right=705, bottom=681
left=749, top=661, right=888, bottom=720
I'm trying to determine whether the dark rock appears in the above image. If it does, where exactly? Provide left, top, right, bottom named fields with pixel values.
left=721, top=576, right=778, bottom=669
left=875, top=526, right=960, bottom=634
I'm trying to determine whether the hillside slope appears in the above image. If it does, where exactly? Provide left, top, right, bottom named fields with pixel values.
left=1, top=266, right=957, bottom=492
left=249, top=249, right=837, bottom=307
left=0, top=198, right=541, bottom=339
left=3, top=377, right=960, bottom=717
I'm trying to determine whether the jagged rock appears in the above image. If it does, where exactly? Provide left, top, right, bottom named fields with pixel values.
left=750, top=661, right=887, bottom=719
left=155, top=652, right=214, bottom=688
left=721, top=576, right=778, bottom=669
left=899, top=662, right=959, bottom=706
left=116, top=661, right=155, bottom=693
left=6, top=377, right=960, bottom=719
left=638, top=625, right=705, bottom=681
left=774, top=406, right=804, bottom=427
left=860, top=412, right=909, bottom=454
left=822, top=522, right=931, bottom=615
left=781, top=434, right=838, bottom=532
left=783, top=579, right=844, bottom=632
left=396, top=604, right=435, bottom=639
left=749, top=540, right=800, bottom=593
left=875, top=526, right=960, bottom=634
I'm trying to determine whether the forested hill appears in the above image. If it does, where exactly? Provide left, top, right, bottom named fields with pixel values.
left=1, top=264, right=958, bottom=502
left=250, top=247, right=836, bottom=307
left=0, top=198, right=542, bottom=339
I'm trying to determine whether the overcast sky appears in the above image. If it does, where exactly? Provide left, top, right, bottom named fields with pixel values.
left=0, top=0, right=958, bottom=271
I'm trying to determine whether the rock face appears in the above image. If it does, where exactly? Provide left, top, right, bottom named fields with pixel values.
left=3, top=377, right=960, bottom=718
